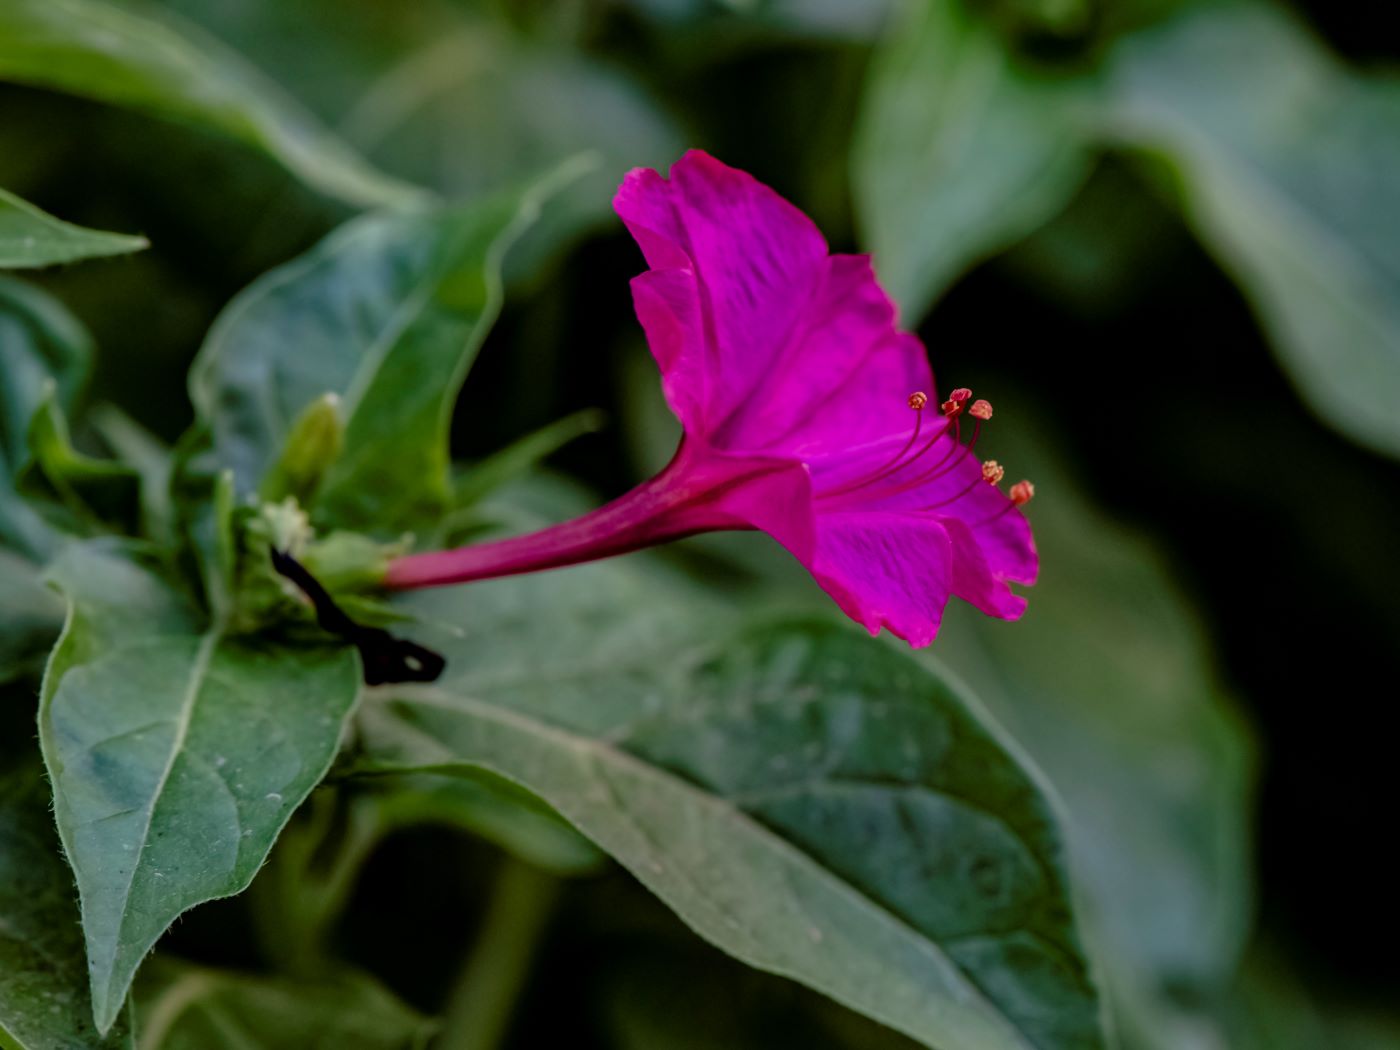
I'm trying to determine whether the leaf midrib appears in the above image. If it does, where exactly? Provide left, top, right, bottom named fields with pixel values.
left=99, top=629, right=219, bottom=997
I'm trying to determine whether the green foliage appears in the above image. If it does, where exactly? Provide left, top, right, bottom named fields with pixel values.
left=0, top=0, right=424, bottom=210
left=0, top=548, right=64, bottom=683
left=0, top=277, right=91, bottom=559
left=341, top=21, right=685, bottom=279
left=135, top=958, right=433, bottom=1050
left=38, top=542, right=361, bottom=1033
left=931, top=403, right=1254, bottom=1045
left=854, top=0, right=1093, bottom=315
left=1101, top=0, right=1400, bottom=458
left=356, top=561, right=1103, bottom=1050
left=0, top=186, right=147, bottom=269
left=189, top=166, right=583, bottom=534
left=0, top=764, right=133, bottom=1050
left=18, top=388, right=142, bottom=535
left=860, top=0, right=1400, bottom=461
left=0, top=0, right=1387, bottom=1045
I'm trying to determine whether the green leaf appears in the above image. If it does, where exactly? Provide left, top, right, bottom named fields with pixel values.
left=355, top=562, right=1105, bottom=1050
left=0, top=277, right=90, bottom=473
left=18, top=388, right=142, bottom=536
left=0, top=277, right=92, bottom=559
left=0, top=548, right=64, bottom=684
left=928, top=396, right=1254, bottom=1044
left=1101, top=0, right=1400, bottom=457
left=0, top=763, right=133, bottom=1050
left=135, top=958, right=433, bottom=1050
left=189, top=164, right=582, bottom=533
left=853, top=0, right=1093, bottom=318
left=88, top=405, right=175, bottom=544
left=246, top=775, right=599, bottom=976
left=0, top=0, right=425, bottom=211
left=0, top=186, right=147, bottom=270
left=38, top=541, right=362, bottom=1034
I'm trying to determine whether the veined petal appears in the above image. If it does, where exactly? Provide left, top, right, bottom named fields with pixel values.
left=678, top=450, right=817, bottom=563
left=615, top=150, right=829, bottom=437
left=629, top=269, right=708, bottom=434
left=942, top=516, right=1030, bottom=620
left=810, top=435, right=1039, bottom=588
left=717, top=260, right=934, bottom=458
left=804, top=511, right=956, bottom=648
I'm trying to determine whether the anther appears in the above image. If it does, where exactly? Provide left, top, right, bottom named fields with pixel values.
left=941, top=388, right=971, bottom=417
left=908, top=391, right=928, bottom=410
left=969, top=399, right=993, bottom=421
left=981, top=460, right=1005, bottom=484
left=1010, top=480, right=1035, bottom=505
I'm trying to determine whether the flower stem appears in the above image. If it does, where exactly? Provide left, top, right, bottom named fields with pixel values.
left=437, top=856, right=562, bottom=1050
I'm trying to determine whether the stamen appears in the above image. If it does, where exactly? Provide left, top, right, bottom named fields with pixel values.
left=898, top=415, right=980, bottom=489
left=817, top=386, right=1004, bottom=509
left=941, top=388, right=971, bottom=417
left=820, top=391, right=943, bottom=500
left=976, top=478, right=1038, bottom=524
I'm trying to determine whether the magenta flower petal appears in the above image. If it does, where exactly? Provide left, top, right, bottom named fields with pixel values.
left=805, top=512, right=955, bottom=648
left=387, top=150, right=1038, bottom=648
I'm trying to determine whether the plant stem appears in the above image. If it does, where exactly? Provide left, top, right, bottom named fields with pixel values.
left=436, top=856, right=561, bottom=1050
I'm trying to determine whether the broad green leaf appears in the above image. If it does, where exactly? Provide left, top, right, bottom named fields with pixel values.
left=853, top=0, right=1093, bottom=319
left=1101, top=0, right=1400, bottom=457
left=0, top=277, right=92, bottom=559
left=38, top=541, right=361, bottom=1034
left=0, top=548, right=64, bottom=683
left=0, top=186, right=147, bottom=270
left=135, top=958, right=433, bottom=1050
left=0, top=764, right=133, bottom=1050
left=0, top=0, right=425, bottom=211
left=189, top=166, right=580, bottom=533
left=355, top=561, right=1105, bottom=1050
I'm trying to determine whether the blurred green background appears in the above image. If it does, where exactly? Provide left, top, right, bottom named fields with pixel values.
left=3, top=0, right=1398, bottom=1046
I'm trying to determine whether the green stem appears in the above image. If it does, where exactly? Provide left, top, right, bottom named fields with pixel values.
left=436, top=856, right=561, bottom=1050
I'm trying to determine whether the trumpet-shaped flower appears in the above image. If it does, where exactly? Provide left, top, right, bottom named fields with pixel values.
left=386, top=150, right=1036, bottom=646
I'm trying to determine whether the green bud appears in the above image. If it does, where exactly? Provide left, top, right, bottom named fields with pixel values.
left=301, top=530, right=403, bottom=592
left=260, top=392, right=344, bottom=505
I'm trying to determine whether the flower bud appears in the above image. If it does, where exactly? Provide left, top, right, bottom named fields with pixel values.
left=260, top=393, right=344, bottom=505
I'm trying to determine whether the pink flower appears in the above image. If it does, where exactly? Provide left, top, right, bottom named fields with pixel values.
left=386, top=151, right=1037, bottom=646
